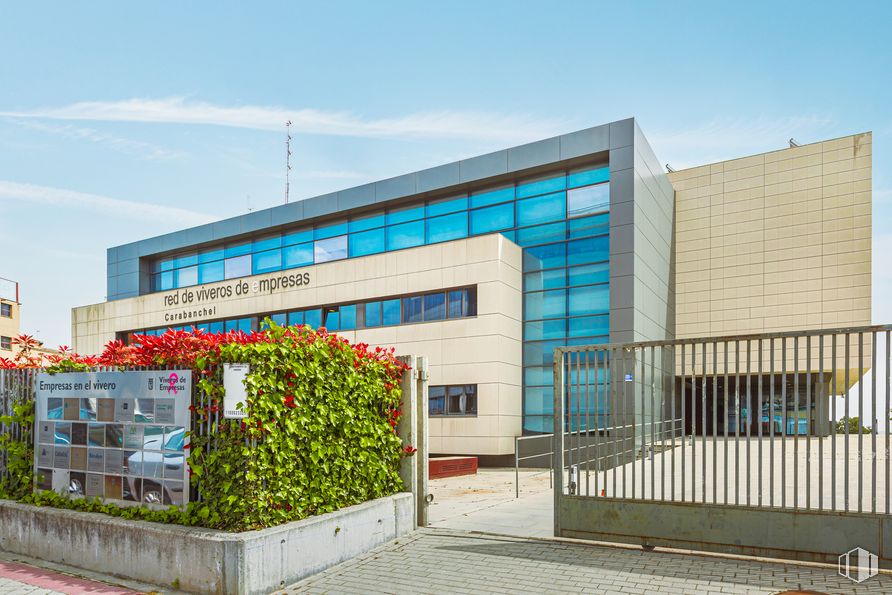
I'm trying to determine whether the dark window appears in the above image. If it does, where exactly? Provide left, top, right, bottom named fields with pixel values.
left=402, top=296, right=423, bottom=323
left=0, top=303, right=11, bottom=318
left=429, top=384, right=477, bottom=417
left=0, top=336, right=10, bottom=350
left=423, top=293, right=446, bottom=321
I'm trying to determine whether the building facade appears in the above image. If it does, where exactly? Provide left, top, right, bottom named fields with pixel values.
left=0, top=277, right=20, bottom=359
left=72, top=119, right=872, bottom=458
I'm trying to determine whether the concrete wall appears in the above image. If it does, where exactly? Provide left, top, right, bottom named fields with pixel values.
left=74, top=234, right=523, bottom=456
left=0, top=493, right=413, bottom=595
left=669, top=133, right=872, bottom=338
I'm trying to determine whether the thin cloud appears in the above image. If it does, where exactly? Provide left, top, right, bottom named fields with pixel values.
left=7, top=118, right=185, bottom=160
left=0, top=97, right=570, bottom=144
left=0, top=180, right=214, bottom=226
left=649, top=115, right=835, bottom=169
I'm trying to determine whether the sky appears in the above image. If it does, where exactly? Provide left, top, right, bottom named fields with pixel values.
left=0, top=1, right=890, bottom=351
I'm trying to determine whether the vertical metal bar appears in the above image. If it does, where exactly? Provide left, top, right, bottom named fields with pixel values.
left=724, top=340, right=729, bottom=505
left=650, top=345, right=655, bottom=501
left=769, top=337, right=775, bottom=507
left=758, top=338, right=763, bottom=507
left=871, top=331, right=877, bottom=514
left=552, top=348, right=565, bottom=536
left=845, top=333, right=850, bottom=512
left=886, top=330, right=891, bottom=515
left=703, top=341, right=708, bottom=504
left=818, top=334, right=824, bottom=511
left=585, top=350, right=591, bottom=497
left=669, top=345, right=676, bottom=502
left=691, top=342, right=697, bottom=503
left=612, top=346, right=618, bottom=497
left=781, top=336, right=787, bottom=509
left=595, top=349, right=603, bottom=498
left=515, top=436, right=520, bottom=499
left=832, top=333, right=837, bottom=511
left=858, top=331, right=864, bottom=513
left=640, top=347, right=646, bottom=499
left=575, top=351, right=582, bottom=496
left=680, top=344, right=686, bottom=503
left=806, top=335, right=812, bottom=510
left=712, top=340, right=718, bottom=505
left=622, top=347, right=628, bottom=499
left=746, top=339, right=752, bottom=507
left=794, top=336, right=799, bottom=510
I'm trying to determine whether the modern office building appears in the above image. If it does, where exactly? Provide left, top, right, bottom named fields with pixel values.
left=1, top=277, right=20, bottom=359
left=71, top=119, right=872, bottom=459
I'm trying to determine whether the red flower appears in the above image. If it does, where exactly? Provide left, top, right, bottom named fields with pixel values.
left=403, top=445, right=417, bottom=455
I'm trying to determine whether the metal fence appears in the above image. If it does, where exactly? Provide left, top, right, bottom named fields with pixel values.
left=553, top=324, right=892, bottom=566
left=0, top=368, right=35, bottom=488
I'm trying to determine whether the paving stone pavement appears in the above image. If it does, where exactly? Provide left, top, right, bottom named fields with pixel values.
left=0, top=559, right=139, bottom=595
left=287, top=528, right=891, bottom=594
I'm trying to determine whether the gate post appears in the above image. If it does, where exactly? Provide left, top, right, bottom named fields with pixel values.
left=397, top=356, right=418, bottom=528
left=415, top=356, right=429, bottom=527
left=553, top=348, right=565, bottom=537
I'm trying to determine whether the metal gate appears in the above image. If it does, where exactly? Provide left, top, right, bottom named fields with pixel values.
left=553, top=324, right=892, bottom=566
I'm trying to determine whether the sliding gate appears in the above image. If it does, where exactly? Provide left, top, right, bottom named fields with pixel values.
left=553, top=324, right=892, bottom=566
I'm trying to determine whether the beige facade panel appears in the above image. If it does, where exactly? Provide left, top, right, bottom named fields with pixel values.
left=72, top=234, right=523, bottom=457
left=668, top=132, right=872, bottom=343
left=0, top=297, right=18, bottom=359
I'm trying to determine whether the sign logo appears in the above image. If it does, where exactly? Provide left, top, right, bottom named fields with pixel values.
left=624, top=373, right=633, bottom=382
left=147, top=377, right=154, bottom=390
left=167, top=372, right=180, bottom=395
left=839, top=547, right=878, bottom=583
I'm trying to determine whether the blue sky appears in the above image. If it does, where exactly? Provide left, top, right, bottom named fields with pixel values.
left=0, top=1, right=890, bottom=349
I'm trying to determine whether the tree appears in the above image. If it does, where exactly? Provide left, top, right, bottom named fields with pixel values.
left=835, top=416, right=872, bottom=434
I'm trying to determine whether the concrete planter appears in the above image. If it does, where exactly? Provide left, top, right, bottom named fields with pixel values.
left=0, top=492, right=414, bottom=594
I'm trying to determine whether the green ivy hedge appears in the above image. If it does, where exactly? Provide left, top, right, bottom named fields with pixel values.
left=1, top=323, right=410, bottom=532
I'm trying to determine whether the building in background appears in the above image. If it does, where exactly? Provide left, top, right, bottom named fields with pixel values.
left=0, top=277, right=19, bottom=359
left=71, top=119, right=872, bottom=461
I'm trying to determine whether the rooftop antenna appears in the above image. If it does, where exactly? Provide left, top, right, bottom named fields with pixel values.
left=665, top=164, right=675, bottom=173
left=789, top=138, right=800, bottom=148
left=285, top=120, right=293, bottom=204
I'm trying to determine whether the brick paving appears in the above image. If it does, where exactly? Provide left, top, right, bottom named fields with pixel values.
left=287, top=528, right=891, bottom=594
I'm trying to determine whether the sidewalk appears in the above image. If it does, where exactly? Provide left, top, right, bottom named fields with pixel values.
left=288, top=527, right=890, bottom=594
left=0, top=556, right=145, bottom=595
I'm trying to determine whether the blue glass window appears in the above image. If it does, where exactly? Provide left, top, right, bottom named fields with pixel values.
left=314, top=222, right=348, bottom=240
left=568, top=314, right=609, bottom=338
left=270, top=313, right=287, bottom=327
left=253, top=235, right=281, bottom=252
left=568, top=263, right=609, bottom=286
left=429, top=386, right=445, bottom=415
left=387, top=220, right=424, bottom=250
left=567, top=166, right=609, bottom=189
left=288, top=311, right=304, bottom=326
left=447, top=290, right=465, bottom=318
left=283, top=229, right=313, bottom=246
left=208, top=321, right=224, bottom=334
left=522, top=243, right=566, bottom=272
left=470, top=203, right=513, bottom=235
left=517, top=192, right=566, bottom=227
left=198, top=261, right=224, bottom=284
left=568, top=235, right=609, bottom=266
left=173, top=253, right=198, bottom=269
left=386, top=205, right=424, bottom=225
left=155, top=272, right=173, bottom=291
left=283, top=242, right=314, bottom=268
left=470, top=186, right=513, bottom=208
left=175, top=266, right=197, bottom=288
left=252, top=249, right=282, bottom=274
left=516, top=174, right=565, bottom=199
left=382, top=299, right=400, bottom=326
left=524, top=367, right=552, bottom=387
left=426, top=212, right=468, bottom=244
left=567, top=183, right=609, bottom=218
left=237, top=318, right=253, bottom=333
left=156, top=258, right=174, bottom=272
left=315, top=235, right=347, bottom=263
left=524, top=290, right=567, bottom=320
left=349, top=228, right=385, bottom=257
left=501, top=230, right=516, bottom=242
left=423, top=293, right=446, bottom=321
left=524, top=269, right=566, bottom=291
left=516, top=222, right=566, bottom=247
left=523, top=340, right=564, bottom=367
left=340, top=305, right=356, bottom=330
left=224, top=255, right=251, bottom=279
left=349, top=213, right=385, bottom=232
left=304, top=309, right=322, bottom=328
left=225, top=242, right=252, bottom=258
left=324, top=308, right=339, bottom=331
left=524, top=319, right=566, bottom=341
left=198, top=248, right=223, bottom=264
left=569, top=213, right=609, bottom=238
left=402, top=296, right=422, bottom=323
left=569, top=285, right=609, bottom=316
left=426, top=195, right=467, bottom=217
left=364, top=302, right=382, bottom=327
left=224, top=319, right=238, bottom=333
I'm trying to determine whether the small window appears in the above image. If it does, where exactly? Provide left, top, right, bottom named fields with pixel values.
left=423, top=293, right=446, bottom=321
left=175, top=266, right=198, bottom=288
left=387, top=220, right=425, bottom=251
left=364, top=302, right=382, bottom=327
left=304, top=309, right=323, bottom=328
left=429, top=384, right=477, bottom=417
left=567, top=183, right=609, bottom=219
left=283, top=242, right=314, bottom=269
left=224, top=255, right=252, bottom=279
left=382, top=299, right=401, bottom=326
left=349, top=228, right=385, bottom=257
left=340, top=305, right=357, bottom=330
left=323, top=307, right=340, bottom=330
left=288, top=311, right=305, bottom=326
left=0, top=336, right=10, bottom=350
left=470, top=202, right=513, bottom=236
left=0, top=303, right=11, bottom=318
left=198, top=261, right=224, bottom=284
left=209, top=321, right=224, bottom=334
left=315, top=235, right=348, bottom=263
left=402, top=296, right=423, bottom=323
